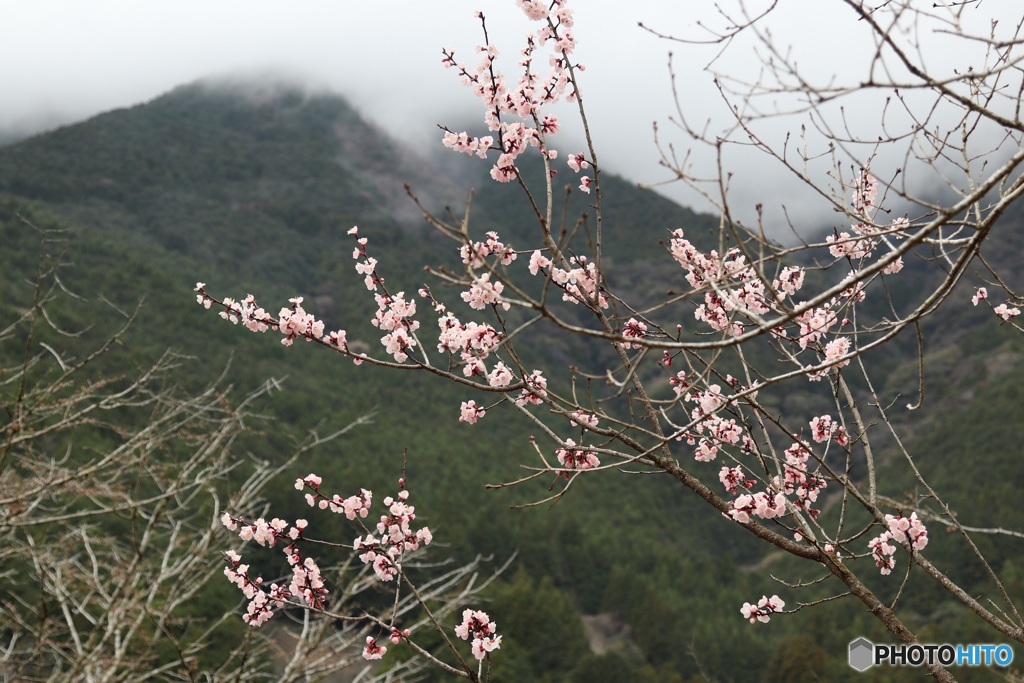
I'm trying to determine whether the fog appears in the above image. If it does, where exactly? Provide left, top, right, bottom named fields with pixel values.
left=4, top=1, right=1017, bottom=241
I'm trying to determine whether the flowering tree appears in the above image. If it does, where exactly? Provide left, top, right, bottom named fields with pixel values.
left=197, top=1, right=1024, bottom=680
left=0, top=217, right=498, bottom=682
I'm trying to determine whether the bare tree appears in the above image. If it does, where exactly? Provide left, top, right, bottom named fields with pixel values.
left=197, top=1, right=1024, bottom=680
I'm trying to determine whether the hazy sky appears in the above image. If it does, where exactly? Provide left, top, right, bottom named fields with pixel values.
left=3, top=1, right=1016, bottom=238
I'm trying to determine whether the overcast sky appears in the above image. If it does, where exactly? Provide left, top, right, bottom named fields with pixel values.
left=2, top=1, right=1017, bottom=239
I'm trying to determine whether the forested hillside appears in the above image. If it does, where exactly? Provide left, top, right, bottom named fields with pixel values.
left=2, top=80, right=1023, bottom=682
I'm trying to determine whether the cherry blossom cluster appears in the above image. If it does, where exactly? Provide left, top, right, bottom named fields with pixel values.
left=669, top=231, right=773, bottom=337
left=454, top=608, right=503, bottom=660
left=202, top=221, right=616, bottom=437
left=440, top=1, right=580, bottom=184
left=674, top=377, right=756, bottom=458
left=824, top=218, right=904, bottom=277
left=827, top=230, right=877, bottom=261
left=688, top=414, right=748, bottom=463
left=282, top=544, right=330, bottom=612
left=372, top=291, right=420, bottom=363
left=362, top=636, right=388, bottom=661
left=221, top=513, right=298, bottom=548
left=514, top=369, right=548, bottom=406
left=434, top=311, right=503, bottom=377
left=621, top=317, right=648, bottom=349
left=555, top=438, right=600, bottom=475
left=774, top=266, right=805, bottom=298
left=867, top=513, right=928, bottom=575
left=442, top=131, right=494, bottom=160
left=678, top=386, right=829, bottom=529
left=362, top=627, right=412, bottom=661
left=460, top=231, right=517, bottom=268
left=221, top=474, right=433, bottom=640
left=686, top=383, right=726, bottom=419
left=825, top=170, right=903, bottom=269
left=719, top=465, right=756, bottom=494
left=462, top=273, right=510, bottom=311
left=740, top=595, right=785, bottom=624
left=295, top=473, right=372, bottom=519
left=664, top=171, right=912, bottom=385
left=827, top=170, right=908, bottom=275
left=221, top=514, right=326, bottom=626
left=728, top=490, right=787, bottom=524
left=568, top=410, right=599, bottom=430
left=885, top=512, right=928, bottom=551
left=199, top=228, right=516, bottom=372
left=223, top=549, right=285, bottom=627
left=809, top=414, right=849, bottom=446
left=353, top=486, right=433, bottom=582
left=792, top=303, right=838, bottom=351
left=567, top=153, right=592, bottom=192
left=972, top=287, right=1022, bottom=321
left=669, top=370, right=691, bottom=396
left=194, top=287, right=352, bottom=356
left=772, top=442, right=827, bottom=519
left=459, top=399, right=487, bottom=424
left=528, top=251, right=609, bottom=309
left=868, top=531, right=897, bottom=575
left=852, top=168, right=878, bottom=216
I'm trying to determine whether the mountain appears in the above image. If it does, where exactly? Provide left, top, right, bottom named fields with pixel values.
left=2, top=77, right=1023, bottom=682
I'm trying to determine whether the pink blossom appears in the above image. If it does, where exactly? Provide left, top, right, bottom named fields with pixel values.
left=459, top=232, right=516, bottom=267
left=853, top=169, right=878, bottom=215
left=972, top=287, right=988, bottom=306
left=823, top=337, right=851, bottom=370
left=362, top=636, right=387, bottom=660
left=885, top=512, right=928, bottom=550
left=621, top=317, right=647, bottom=349
left=669, top=370, right=690, bottom=396
left=515, top=369, right=548, bottom=406
left=389, top=627, right=411, bottom=645
left=869, top=531, right=897, bottom=575
left=455, top=609, right=502, bottom=660
left=772, top=266, right=805, bottom=298
left=487, top=361, right=514, bottom=388
left=994, top=303, right=1021, bottom=321
left=567, top=153, right=589, bottom=172
left=890, top=216, right=910, bottom=232
left=459, top=400, right=486, bottom=424
left=528, top=249, right=551, bottom=275
left=740, top=595, right=785, bottom=624
left=569, top=410, right=599, bottom=429
left=827, top=231, right=875, bottom=260
left=516, top=0, right=549, bottom=20
left=462, top=273, right=510, bottom=311
left=719, top=466, right=755, bottom=494
left=795, top=304, right=838, bottom=349
left=490, top=154, right=517, bottom=182
left=809, top=415, right=849, bottom=446
left=555, top=439, right=600, bottom=474
left=882, top=256, right=904, bottom=275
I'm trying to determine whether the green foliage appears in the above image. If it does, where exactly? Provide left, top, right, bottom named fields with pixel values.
left=482, top=570, right=590, bottom=682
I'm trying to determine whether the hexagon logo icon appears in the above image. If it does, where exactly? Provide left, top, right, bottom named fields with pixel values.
left=849, top=637, right=875, bottom=671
